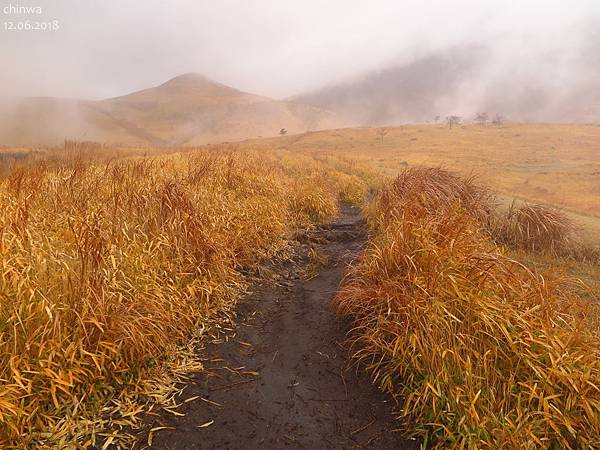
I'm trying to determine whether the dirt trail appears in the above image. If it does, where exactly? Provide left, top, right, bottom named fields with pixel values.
left=141, top=206, right=415, bottom=449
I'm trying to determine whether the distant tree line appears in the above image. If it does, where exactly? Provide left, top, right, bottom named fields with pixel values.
left=475, top=112, right=505, bottom=126
left=445, top=115, right=462, bottom=129
left=435, top=113, right=505, bottom=129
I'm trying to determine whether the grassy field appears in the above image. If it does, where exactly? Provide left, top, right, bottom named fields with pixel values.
left=1, top=123, right=599, bottom=447
left=0, top=144, right=371, bottom=447
left=243, top=123, right=600, bottom=243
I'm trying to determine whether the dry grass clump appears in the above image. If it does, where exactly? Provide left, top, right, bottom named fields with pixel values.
left=335, top=168, right=600, bottom=449
left=0, top=141, right=166, bottom=178
left=495, top=203, right=575, bottom=254
left=310, top=154, right=382, bottom=206
left=288, top=176, right=339, bottom=225
left=332, top=173, right=370, bottom=206
left=367, top=166, right=495, bottom=230
left=0, top=146, right=349, bottom=447
left=277, top=151, right=377, bottom=208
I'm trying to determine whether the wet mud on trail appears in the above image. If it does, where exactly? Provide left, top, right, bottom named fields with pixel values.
left=139, top=205, right=416, bottom=449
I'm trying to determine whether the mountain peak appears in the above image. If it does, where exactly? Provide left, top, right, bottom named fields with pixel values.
left=163, top=72, right=211, bottom=84
left=0, top=72, right=343, bottom=147
left=159, top=73, right=231, bottom=91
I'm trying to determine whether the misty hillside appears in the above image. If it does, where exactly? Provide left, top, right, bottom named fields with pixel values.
left=294, top=45, right=600, bottom=124
left=0, top=74, right=342, bottom=146
left=3, top=48, right=599, bottom=148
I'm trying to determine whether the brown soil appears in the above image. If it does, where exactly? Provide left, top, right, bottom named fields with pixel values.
left=138, top=206, right=416, bottom=449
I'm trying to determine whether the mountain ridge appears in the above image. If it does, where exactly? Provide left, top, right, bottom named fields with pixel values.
left=0, top=73, right=342, bottom=147
left=294, top=45, right=600, bottom=124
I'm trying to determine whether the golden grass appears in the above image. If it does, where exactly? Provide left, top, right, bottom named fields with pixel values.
left=367, top=167, right=495, bottom=230
left=3, top=127, right=599, bottom=448
left=494, top=203, right=575, bottom=254
left=0, top=143, right=368, bottom=447
left=335, top=167, right=600, bottom=449
left=240, top=123, right=600, bottom=244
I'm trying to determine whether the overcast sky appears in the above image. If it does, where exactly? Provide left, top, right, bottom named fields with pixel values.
left=1, top=0, right=599, bottom=100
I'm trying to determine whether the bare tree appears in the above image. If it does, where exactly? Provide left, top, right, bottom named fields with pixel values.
left=445, top=115, right=462, bottom=129
left=474, top=112, right=489, bottom=126
left=492, top=114, right=504, bottom=126
left=279, top=128, right=287, bottom=136
left=377, top=127, right=388, bottom=143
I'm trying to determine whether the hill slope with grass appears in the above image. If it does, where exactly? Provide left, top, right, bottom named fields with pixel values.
left=0, top=74, right=342, bottom=147
left=241, top=124, right=600, bottom=220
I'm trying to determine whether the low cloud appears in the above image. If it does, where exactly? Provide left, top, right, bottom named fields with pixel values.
left=0, top=0, right=598, bottom=124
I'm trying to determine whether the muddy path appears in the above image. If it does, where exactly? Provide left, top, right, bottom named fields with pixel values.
left=139, top=205, right=416, bottom=449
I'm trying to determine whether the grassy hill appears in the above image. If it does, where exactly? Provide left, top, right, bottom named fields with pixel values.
left=0, top=74, right=342, bottom=147
left=235, top=123, right=600, bottom=243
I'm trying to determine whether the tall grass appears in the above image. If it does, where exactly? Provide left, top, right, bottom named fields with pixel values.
left=0, top=145, right=356, bottom=446
left=494, top=203, right=575, bottom=253
left=335, top=167, right=600, bottom=448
